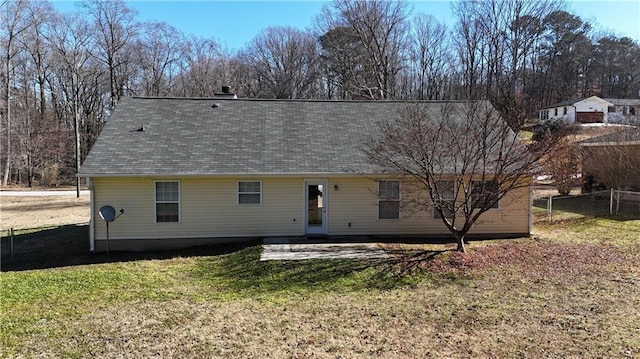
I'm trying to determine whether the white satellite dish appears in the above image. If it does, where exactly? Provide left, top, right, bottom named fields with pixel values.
left=98, top=205, right=124, bottom=255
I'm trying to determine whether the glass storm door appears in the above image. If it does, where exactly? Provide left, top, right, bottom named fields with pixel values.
left=305, top=180, right=327, bottom=235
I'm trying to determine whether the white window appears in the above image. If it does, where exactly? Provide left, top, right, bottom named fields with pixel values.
left=378, top=180, right=400, bottom=219
left=433, top=180, right=455, bottom=219
left=471, top=181, right=499, bottom=209
left=155, top=181, right=180, bottom=222
left=238, top=181, right=262, bottom=204
left=541, top=110, right=549, bottom=121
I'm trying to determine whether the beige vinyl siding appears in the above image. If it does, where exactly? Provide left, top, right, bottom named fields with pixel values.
left=327, top=177, right=531, bottom=236
left=92, top=177, right=304, bottom=241
left=92, top=176, right=531, bottom=242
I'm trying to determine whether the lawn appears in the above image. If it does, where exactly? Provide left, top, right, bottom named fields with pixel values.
left=1, top=213, right=640, bottom=357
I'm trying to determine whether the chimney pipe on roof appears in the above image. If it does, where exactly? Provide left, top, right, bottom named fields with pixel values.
left=214, top=85, right=237, bottom=99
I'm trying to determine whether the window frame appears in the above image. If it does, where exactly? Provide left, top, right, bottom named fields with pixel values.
left=378, top=180, right=400, bottom=220
left=540, top=110, right=549, bottom=121
left=237, top=180, right=262, bottom=205
left=154, top=180, right=180, bottom=223
left=470, top=180, right=500, bottom=210
left=433, top=180, right=456, bottom=219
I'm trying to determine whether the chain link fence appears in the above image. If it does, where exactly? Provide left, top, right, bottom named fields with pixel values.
left=0, top=223, right=89, bottom=271
left=534, top=189, right=640, bottom=222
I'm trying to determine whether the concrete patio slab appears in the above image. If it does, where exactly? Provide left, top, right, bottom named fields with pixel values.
left=261, top=237, right=389, bottom=261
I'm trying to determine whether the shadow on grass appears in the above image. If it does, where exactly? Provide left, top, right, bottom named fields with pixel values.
left=191, top=243, right=456, bottom=295
left=0, top=224, right=257, bottom=272
left=1, top=225, right=464, bottom=294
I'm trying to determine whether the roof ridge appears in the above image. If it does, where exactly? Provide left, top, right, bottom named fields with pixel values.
left=129, top=96, right=482, bottom=104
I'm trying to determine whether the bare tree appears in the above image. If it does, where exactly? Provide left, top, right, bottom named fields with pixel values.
left=47, top=12, right=100, bottom=196
left=174, top=36, right=228, bottom=97
left=365, top=102, right=561, bottom=252
left=1, top=0, right=30, bottom=185
left=133, top=21, right=186, bottom=96
left=317, top=0, right=410, bottom=100
left=581, top=128, right=640, bottom=191
left=239, top=26, right=320, bottom=99
left=81, top=0, right=137, bottom=108
left=407, top=13, right=450, bottom=100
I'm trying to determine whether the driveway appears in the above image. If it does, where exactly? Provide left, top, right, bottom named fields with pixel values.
left=261, top=237, right=389, bottom=261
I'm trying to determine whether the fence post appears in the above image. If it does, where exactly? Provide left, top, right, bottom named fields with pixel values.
left=549, top=196, right=553, bottom=223
left=616, top=190, right=621, bottom=215
left=610, top=189, right=614, bottom=215
left=10, top=228, right=14, bottom=263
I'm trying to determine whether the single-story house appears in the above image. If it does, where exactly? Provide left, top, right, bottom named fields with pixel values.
left=579, top=127, right=640, bottom=191
left=540, top=96, right=614, bottom=124
left=603, top=98, right=640, bottom=125
left=540, top=96, right=640, bottom=125
left=79, top=96, right=533, bottom=252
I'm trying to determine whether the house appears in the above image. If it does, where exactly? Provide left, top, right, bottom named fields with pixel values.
left=79, top=97, right=533, bottom=252
left=540, top=96, right=614, bottom=124
left=540, top=96, right=640, bottom=125
left=579, top=127, right=640, bottom=191
left=603, top=98, right=640, bottom=125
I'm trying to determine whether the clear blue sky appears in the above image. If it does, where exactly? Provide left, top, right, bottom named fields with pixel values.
left=51, top=0, right=640, bottom=51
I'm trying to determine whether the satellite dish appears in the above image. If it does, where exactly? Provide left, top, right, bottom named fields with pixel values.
left=98, top=205, right=124, bottom=255
left=99, top=205, right=116, bottom=222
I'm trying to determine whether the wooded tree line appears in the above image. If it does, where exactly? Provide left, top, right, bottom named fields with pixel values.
left=1, top=0, right=639, bottom=186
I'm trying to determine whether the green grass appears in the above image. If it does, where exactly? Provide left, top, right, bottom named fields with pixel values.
left=2, top=219, right=640, bottom=358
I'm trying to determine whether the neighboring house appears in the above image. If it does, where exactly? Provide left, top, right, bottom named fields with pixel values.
left=579, top=128, right=640, bottom=191
left=540, top=96, right=614, bottom=124
left=540, top=96, right=640, bottom=125
left=79, top=97, right=533, bottom=252
left=603, top=98, right=640, bottom=125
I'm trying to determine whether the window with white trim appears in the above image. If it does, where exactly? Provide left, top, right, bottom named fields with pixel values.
left=471, top=180, right=499, bottom=209
left=238, top=181, right=262, bottom=204
left=378, top=180, right=400, bottom=219
left=540, top=110, right=549, bottom=121
left=433, top=180, right=455, bottom=219
left=155, top=181, right=179, bottom=222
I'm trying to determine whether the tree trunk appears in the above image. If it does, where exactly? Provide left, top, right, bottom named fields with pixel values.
left=455, top=232, right=467, bottom=253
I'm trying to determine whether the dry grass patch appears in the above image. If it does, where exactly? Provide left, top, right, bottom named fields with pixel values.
left=3, top=232, right=640, bottom=358
left=2, top=195, right=640, bottom=358
left=0, top=195, right=89, bottom=230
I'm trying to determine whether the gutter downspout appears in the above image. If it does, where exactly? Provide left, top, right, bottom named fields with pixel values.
left=88, top=177, right=95, bottom=252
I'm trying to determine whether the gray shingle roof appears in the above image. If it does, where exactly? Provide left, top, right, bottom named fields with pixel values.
left=543, top=98, right=588, bottom=109
left=579, top=127, right=640, bottom=146
left=79, top=98, right=485, bottom=176
left=603, top=98, right=640, bottom=106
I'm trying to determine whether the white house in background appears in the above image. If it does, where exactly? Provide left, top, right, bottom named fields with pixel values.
left=540, top=96, right=614, bottom=124
left=603, top=98, right=640, bottom=125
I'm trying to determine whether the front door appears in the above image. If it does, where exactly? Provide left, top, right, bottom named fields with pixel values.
left=305, top=180, right=327, bottom=235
